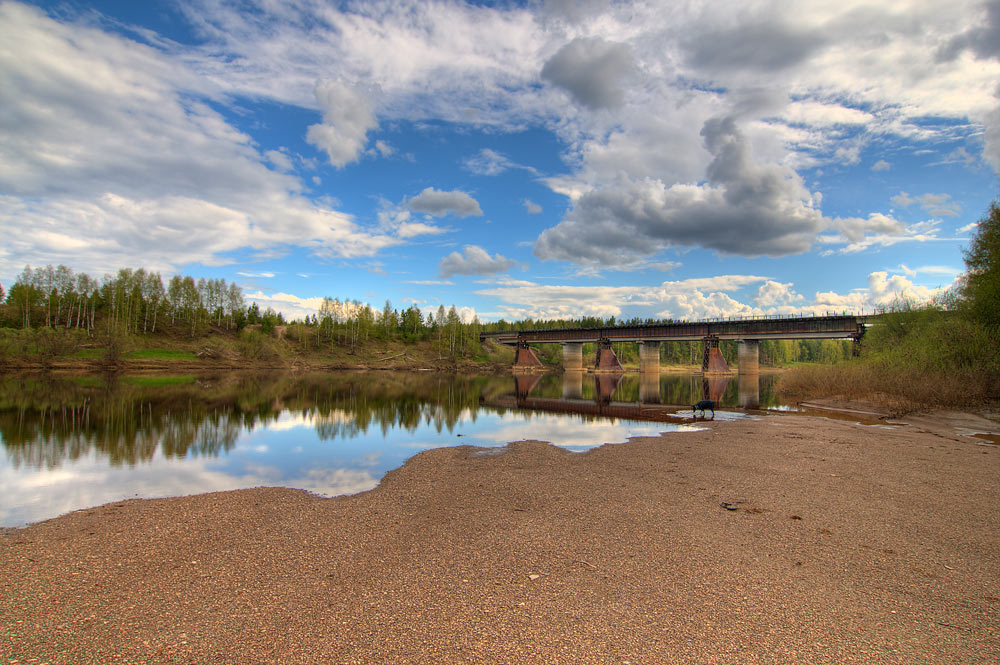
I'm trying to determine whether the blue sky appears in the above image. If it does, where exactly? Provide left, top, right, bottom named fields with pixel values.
left=1, top=0, right=998, bottom=322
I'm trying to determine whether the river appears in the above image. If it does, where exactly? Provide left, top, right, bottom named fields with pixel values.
left=0, top=370, right=787, bottom=527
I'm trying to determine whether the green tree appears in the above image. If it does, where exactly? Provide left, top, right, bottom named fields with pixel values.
left=963, top=199, right=1000, bottom=329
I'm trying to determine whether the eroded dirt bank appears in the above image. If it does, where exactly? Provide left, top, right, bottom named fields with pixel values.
left=2, top=414, right=998, bottom=664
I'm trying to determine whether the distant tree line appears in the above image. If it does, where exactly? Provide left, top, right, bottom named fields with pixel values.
left=0, top=263, right=854, bottom=365
left=1, top=264, right=246, bottom=337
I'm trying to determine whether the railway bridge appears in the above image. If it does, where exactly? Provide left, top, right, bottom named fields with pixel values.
left=480, top=314, right=870, bottom=375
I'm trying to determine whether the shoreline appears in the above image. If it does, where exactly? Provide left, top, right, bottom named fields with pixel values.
left=2, top=412, right=998, bottom=663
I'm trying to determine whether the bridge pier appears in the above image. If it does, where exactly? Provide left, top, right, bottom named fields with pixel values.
left=639, top=340, right=660, bottom=374
left=595, top=339, right=624, bottom=372
left=513, top=341, right=543, bottom=371
left=738, top=372, right=760, bottom=409
left=738, top=339, right=759, bottom=374
left=562, top=342, right=584, bottom=371
left=702, top=336, right=729, bottom=374
left=639, top=371, right=660, bottom=404
left=562, top=370, right=583, bottom=399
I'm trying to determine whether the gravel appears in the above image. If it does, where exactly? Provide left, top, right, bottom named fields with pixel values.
left=2, top=414, right=998, bottom=664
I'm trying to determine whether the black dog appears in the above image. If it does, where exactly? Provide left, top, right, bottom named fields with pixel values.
left=692, top=399, right=715, bottom=416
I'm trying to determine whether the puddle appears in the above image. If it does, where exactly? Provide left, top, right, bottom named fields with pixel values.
left=768, top=405, right=899, bottom=427
left=676, top=409, right=756, bottom=423
left=969, top=433, right=1000, bottom=445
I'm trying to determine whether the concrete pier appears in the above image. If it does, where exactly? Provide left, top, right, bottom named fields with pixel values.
left=738, top=372, right=760, bottom=409
left=639, top=371, right=660, bottom=404
left=738, top=339, right=759, bottom=374
left=562, top=371, right=583, bottom=400
left=562, top=342, right=584, bottom=372
left=639, top=341, right=660, bottom=374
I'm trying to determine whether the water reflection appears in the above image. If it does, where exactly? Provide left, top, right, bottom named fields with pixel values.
left=0, top=370, right=784, bottom=527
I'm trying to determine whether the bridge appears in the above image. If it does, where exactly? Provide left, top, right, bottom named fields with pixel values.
left=480, top=314, right=870, bottom=375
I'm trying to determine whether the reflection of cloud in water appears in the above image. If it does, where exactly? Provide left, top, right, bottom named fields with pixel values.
left=291, top=467, right=378, bottom=497
left=1, top=451, right=380, bottom=526
left=0, top=453, right=279, bottom=527
left=264, top=412, right=316, bottom=432
left=455, top=414, right=700, bottom=450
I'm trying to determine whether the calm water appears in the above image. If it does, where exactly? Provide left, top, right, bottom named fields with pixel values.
left=0, top=371, right=784, bottom=527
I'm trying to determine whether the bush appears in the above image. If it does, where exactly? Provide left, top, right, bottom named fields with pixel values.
left=237, top=329, right=282, bottom=361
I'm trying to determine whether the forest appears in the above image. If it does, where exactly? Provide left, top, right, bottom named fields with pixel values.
left=0, top=263, right=852, bottom=368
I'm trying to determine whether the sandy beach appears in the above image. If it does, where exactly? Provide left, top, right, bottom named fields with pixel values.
left=2, top=412, right=998, bottom=664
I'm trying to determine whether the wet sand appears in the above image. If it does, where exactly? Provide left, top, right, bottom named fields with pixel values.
left=2, top=413, right=998, bottom=664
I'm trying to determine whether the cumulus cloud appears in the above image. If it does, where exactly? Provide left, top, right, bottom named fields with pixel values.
left=523, top=199, right=543, bottom=214
left=407, top=187, right=484, bottom=218
left=937, top=0, right=1000, bottom=62
left=541, top=37, right=633, bottom=109
left=306, top=79, right=378, bottom=168
left=754, top=280, right=804, bottom=307
left=477, top=271, right=950, bottom=321
left=534, top=116, right=825, bottom=265
left=475, top=275, right=768, bottom=320
left=440, top=245, right=516, bottom=278
left=871, top=159, right=891, bottom=171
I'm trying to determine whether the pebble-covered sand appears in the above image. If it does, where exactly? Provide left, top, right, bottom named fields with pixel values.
left=2, top=413, right=998, bottom=664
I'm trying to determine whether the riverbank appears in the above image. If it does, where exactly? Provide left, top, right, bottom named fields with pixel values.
left=2, top=412, right=998, bottom=664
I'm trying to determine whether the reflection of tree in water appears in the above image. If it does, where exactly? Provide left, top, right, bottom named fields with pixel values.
left=310, top=374, right=494, bottom=441
left=0, top=372, right=509, bottom=468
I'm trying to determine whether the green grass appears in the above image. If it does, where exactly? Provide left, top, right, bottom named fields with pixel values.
left=125, top=348, right=198, bottom=361
left=124, top=375, right=197, bottom=387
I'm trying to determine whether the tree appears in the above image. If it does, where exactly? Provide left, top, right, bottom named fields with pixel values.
left=963, top=199, right=1000, bottom=329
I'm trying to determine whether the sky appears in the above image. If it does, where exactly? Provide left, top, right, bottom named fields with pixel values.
left=1, top=0, right=998, bottom=323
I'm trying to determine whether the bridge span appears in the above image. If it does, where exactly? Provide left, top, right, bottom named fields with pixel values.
left=480, top=314, right=870, bottom=375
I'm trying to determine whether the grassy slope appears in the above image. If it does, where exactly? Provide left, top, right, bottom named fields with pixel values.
left=0, top=324, right=516, bottom=373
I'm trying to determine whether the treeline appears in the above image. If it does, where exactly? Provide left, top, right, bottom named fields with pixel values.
left=284, top=299, right=482, bottom=358
left=0, top=262, right=853, bottom=364
left=1, top=264, right=246, bottom=336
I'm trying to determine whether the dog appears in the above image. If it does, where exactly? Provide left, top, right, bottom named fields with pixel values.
left=692, top=399, right=715, bottom=416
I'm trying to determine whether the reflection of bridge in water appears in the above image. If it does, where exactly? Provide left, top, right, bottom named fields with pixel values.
left=482, top=314, right=869, bottom=374
left=484, top=372, right=763, bottom=421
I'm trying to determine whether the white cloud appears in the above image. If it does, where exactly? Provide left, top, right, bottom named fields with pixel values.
left=476, top=275, right=770, bottom=320
left=475, top=270, right=953, bottom=321
left=754, top=280, right=805, bottom=307
left=440, top=245, right=516, bottom=278
left=264, top=150, right=294, bottom=172
left=893, top=191, right=961, bottom=217
left=465, top=149, right=539, bottom=176
left=522, top=198, right=543, bottom=214
left=306, top=79, right=378, bottom=168
left=407, top=187, right=484, bottom=218
left=871, top=159, right=891, bottom=171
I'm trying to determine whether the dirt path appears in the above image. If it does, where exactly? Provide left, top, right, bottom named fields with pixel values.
left=2, top=414, right=998, bottom=664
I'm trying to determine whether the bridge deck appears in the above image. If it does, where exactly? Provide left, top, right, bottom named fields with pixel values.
left=481, top=314, right=869, bottom=345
